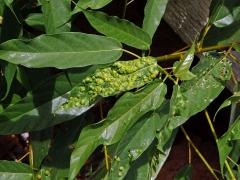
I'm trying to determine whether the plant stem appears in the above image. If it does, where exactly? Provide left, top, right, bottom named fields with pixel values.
left=204, top=110, right=236, bottom=180
left=197, top=24, right=212, bottom=50
left=159, top=66, right=177, bottom=85
left=122, top=49, right=141, bottom=58
left=188, top=142, right=192, bottom=164
left=29, top=143, right=34, bottom=168
left=104, top=145, right=109, bottom=171
left=156, top=43, right=238, bottom=62
left=227, top=156, right=240, bottom=168
left=204, top=110, right=218, bottom=140
left=180, top=126, right=219, bottom=179
left=16, top=152, right=30, bottom=163
left=122, top=0, right=128, bottom=18
left=99, top=102, right=109, bottom=171
left=225, top=160, right=236, bottom=180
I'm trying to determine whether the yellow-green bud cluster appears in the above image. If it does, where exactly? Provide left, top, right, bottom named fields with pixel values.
left=62, top=57, right=160, bottom=109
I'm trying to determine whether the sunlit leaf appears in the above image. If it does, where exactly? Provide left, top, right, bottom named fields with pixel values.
left=69, top=81, right=167, bottom=180
left=209, top=0, right=240, bottom=27
left=0, top=32, right=123, bottom=69
left=106, top=112, right=159, bottom=179
left=0, top=161, right=33, bottom=180
left=173, top=44, right=196, bottom=80
left=168, top=54, right=232, bottom=129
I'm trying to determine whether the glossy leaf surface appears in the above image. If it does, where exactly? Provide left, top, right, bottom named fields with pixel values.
left=0, top=32, right=123, bottom=69
left=0, top=66, right=100, bottom=134
left=173, top=44, right=196, bottom=80
left=143, top=0, right=169, bottom=39
left=107, top=112, right=159, bottom=179
left=169, top=54, right=232, bottom=129
left=84, top=10, right=151, bottom=50
left=0, top=161, right=33, bottom=180
left=69, top=81, right=167, bottom=180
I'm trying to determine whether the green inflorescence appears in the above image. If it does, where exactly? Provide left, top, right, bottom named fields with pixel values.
left=61, top=57, right=161, bottom=109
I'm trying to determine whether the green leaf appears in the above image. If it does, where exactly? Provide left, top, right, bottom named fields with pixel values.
left=143, top=0, right=169, bottom=38
left=124, top=148, right=151, bottom=180
left=204, top=21, right=240, bottom=46
left=41, top=114, right=92, bottom=179
left=38, top=0, right=71, bottom=34
left=0, top=32, right=123, bottom=69
left=234, top=44, right=240, bottom=52
left=25, top=13, right=44, bottom=29
left=174, top=165, right=192, bottom=180
left=0, top=3, right=22, bottom=43
left=151, top=122, right=177, bottom=178
left=72, top=0, right=112, bottom=15
left=106, top=112, right=160, bottom=179
left=3, top=0, right=20, bottom=23
left=0, top=160, right=33, bottom=180
left=168, top=54, right=232, bottom=129
left=84, top=10, right=151, bottom=50
left=173, top=44, right=196, bottom=80
left=209, top=0, right=240, bottom=27
left=0, top=66, right=100, bottom=135
left=62, top=57, right=160, bottom=109
left=30, top=128, right=52, bottom=169
left=69, top=81, right=167, bottom=180
left=214, top=91, right=240, bottom=121
left=205, top=1, right=240, bottom=45
left=217, top=116, right=240, bottom=173
left=1, top=63, right=16, bottom=100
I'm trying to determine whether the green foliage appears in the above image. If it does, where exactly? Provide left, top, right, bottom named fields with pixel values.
left=0, top=0, right=239, bottom=179
left=0, top=160, right=34, bottom=180
left=62, top=57, right=160, bottom=109
left=0, top=32, right=122, bottom=68
left=69, top=81, right=167, bottom=179
left=173, top=43, right=195, bottom=80
left=143, top=0, right=169, bottom=38
left=84, top=10, right=151, bottom=50
left=38, top=0, right=71, bottom=34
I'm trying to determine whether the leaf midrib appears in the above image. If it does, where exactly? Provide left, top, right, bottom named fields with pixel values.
left=86, top=11, right=150, bottom=48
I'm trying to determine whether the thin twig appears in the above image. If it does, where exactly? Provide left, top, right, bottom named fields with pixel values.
left=181, top=126, right=219, bottom=179
left=158, top=66, right=177, bottom=85
left=122, top=49, right=141, bottom=58
left=156, top=43, right=239, bottom=62
left=16, top=152, right=30, bottom=163
left=188, top=142, right=192, bottom=164
left=122, top=0, right=128, bottom=18
left=100, top=102, right=109, bottom=171
left=204, top=110, right=236, bottom=180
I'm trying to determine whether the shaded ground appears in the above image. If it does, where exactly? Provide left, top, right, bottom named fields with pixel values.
left=158, top=134, right=220, bottom=179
